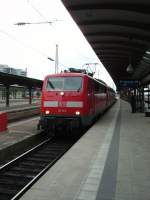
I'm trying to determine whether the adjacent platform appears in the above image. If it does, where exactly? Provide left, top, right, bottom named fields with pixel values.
left=0, top=103, right=40, bottom=133
left=0, top=116, right=40, bottom=164
left=0, top=99, right=150, bottom=200
left=0, top=103, right=40, bottom=151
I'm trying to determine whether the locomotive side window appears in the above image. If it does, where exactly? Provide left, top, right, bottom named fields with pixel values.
left=94, top=83, right=105, bottom=94
left=46, top=77, right=82, bottom=91
left=95, top=83, right=99, bottom=93
left=101, top=85, right=106, bottom=94
left=87, top=79, right=92, bottom=94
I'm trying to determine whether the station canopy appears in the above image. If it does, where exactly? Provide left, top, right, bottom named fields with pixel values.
left=61, top=0, right=150, bottom=88
left=0, top=71, right=43, bottom=88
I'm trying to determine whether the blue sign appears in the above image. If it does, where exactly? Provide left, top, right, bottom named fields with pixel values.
left=119, top=80, right=139, bottom=88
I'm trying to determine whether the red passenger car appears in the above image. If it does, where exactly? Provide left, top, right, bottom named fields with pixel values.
left=38, top=70, right=116, bottom=135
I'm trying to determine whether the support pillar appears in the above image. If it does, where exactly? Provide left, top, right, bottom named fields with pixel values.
left=148, top=85, right=150, bottom=109
left=141, top=86, right=144, bottom=112
left=5, top=85, right=10, bottom=107
left=29, top=87, right=32, bottom=104
left=134, top=88, right=137, bottom=112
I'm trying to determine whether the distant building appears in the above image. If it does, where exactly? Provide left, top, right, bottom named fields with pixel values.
left=0, top=64, right=27, bottom=77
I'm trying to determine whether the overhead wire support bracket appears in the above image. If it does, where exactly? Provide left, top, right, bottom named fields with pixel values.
left=14, top=21, right=53, bottom=26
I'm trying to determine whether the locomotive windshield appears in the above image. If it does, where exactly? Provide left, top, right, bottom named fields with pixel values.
left=46, top=77, right=82, bottom=91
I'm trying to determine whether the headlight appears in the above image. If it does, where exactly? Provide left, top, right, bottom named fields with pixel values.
left=60, top=91, right=64, bottom=96
left=45, top=110, right=50, bottom=114
left=75, top=111, right=80, bottom=115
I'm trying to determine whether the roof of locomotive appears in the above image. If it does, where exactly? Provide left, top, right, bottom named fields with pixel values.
left=45, top=72, right=89, bottom=79
left=44, top=72, right=108, bottom=87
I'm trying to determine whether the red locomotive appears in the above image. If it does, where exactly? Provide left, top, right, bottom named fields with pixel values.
left=38, top=69, right=116, bottom=135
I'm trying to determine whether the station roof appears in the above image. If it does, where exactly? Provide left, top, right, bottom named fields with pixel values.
left=0, top=72, right=43, bottom=88
left=61, top=0, right=150, bottom=87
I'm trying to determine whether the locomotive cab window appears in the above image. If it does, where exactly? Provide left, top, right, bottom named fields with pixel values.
left=46, top=77, right=82, bottom=91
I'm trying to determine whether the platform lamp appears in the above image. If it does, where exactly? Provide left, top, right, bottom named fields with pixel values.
left=126, top=63, right=134, bottom=73
left=47, top=45, right=59, bottom=74
left=47, top=57, right=54, bottom=61
left=47, top=57, right=55, bottom=74
left=126, top=55, right=134, bottom=74
left=55, top=44, right=59, bottom=74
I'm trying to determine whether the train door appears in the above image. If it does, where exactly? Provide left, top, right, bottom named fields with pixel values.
left=106, top=87, right=110, bottom=106
left=104, top=86, right=108, bottom=107
left=87, top=79, right=95, bottom=116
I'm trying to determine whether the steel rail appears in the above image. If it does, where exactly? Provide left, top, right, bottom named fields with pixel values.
left=0, top=137, right=76, bottom=200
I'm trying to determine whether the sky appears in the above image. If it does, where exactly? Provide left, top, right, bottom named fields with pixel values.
left=0, top=0, right=116, bottom=89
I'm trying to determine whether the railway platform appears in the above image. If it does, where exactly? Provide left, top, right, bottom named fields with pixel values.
left=0, top=116, right=41, bottom=165
left=16, top=99, right=149, bottom=200
left=0, top=102, right=40, bottom=125
left=0, top=103, right=41, bottom=165
left=0, top=99, right=149, bottom=199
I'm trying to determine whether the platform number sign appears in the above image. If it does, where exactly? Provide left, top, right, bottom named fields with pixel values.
left=119, top=80, right=139, bottom=88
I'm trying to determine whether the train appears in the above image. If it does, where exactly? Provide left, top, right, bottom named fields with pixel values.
left=38, top=69, right=116, bottom=135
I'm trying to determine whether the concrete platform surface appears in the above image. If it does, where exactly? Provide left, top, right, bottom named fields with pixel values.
left=0, top=117, right=40, bottom=164
left=0, top=102, right=40, bottom=112
left=1, top=99, right=150, bottom=200
left=20, top=99, right=150, bottom=200
left=0, top=117, right=40, bottom=150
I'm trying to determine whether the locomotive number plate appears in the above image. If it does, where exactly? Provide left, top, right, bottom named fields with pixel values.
left=58, top=101, right=66, bottom=107
left=58, top=109, right=67, bottom=113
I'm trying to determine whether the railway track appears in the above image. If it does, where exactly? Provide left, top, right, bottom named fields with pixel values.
left=0, top=137, right=77, bottom=200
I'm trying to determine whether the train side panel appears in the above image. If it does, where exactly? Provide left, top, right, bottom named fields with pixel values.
left=38, top=73, right=116, bottom=134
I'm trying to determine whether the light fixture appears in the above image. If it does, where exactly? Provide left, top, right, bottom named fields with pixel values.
left=146, top=51, right=150, bottom=54
left=47, top=57, right=54, bottom=61
left=60, top=91, right=64, bottom=96
left=126, top=63, right=134, bottom=74
left=126, top=54, right=134, bottom=74
left=45, top=110, right=50, bottom=114
left=75, top=111, right=80, bottom=115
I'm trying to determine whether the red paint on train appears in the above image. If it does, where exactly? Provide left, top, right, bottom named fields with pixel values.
left=38, top=72, right=116, bottom=134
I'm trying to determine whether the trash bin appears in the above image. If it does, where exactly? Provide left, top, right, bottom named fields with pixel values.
left=0, top=112, right=8, bottom=132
